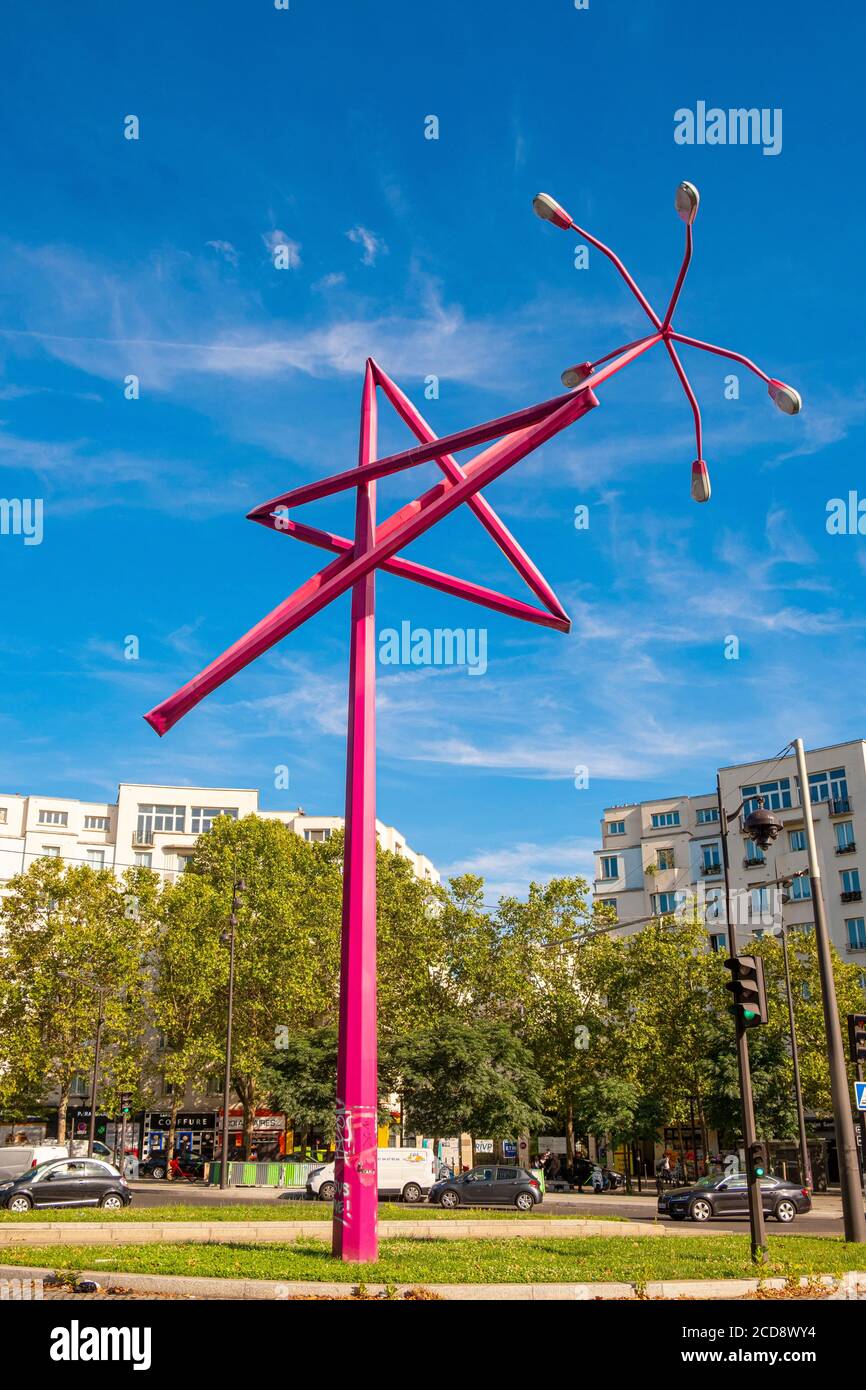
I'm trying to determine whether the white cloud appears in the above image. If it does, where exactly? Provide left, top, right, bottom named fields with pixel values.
left=261, top=230, right=301, bottom=268
left=346, top=226, right=387, bottom=267
left=205, top=240, right=239, bottom=267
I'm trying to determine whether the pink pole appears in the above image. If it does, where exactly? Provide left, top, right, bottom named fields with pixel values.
left=333, top=360, right=379, bottom=1263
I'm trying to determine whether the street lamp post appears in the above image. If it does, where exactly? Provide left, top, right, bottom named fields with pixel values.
left=776, top=920, right=813, bottom=1191
left=792, top=738, right=866, bottom=1242
left=716, top=775, right=768, bottom=1261
left=219, top=876, right=245, bottom=1191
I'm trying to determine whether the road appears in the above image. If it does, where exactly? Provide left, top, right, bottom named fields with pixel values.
left=127, top=1181, right=854, bottom=1235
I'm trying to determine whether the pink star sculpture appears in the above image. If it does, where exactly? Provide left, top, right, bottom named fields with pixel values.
left=145, top=183, right=801, bottom=1263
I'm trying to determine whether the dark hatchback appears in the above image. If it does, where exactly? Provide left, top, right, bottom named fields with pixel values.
left=658, top=1173, right=811, bottom=1223
left=0, top=1157, right=132, bottom=1214
left=428, top=1164, right=542, bottom=1211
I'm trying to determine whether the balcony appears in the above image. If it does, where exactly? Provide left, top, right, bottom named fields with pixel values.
left=841, top=890, right=863, bottom=903
left=743, top=856, right=766, bottom=871
left=835, top=841, right=856, bottom=854
left=829, top=797, right=851, bottom=815
left=700, top=863, right=721, bottom=877
left=132, top=831, right=154, bottom=848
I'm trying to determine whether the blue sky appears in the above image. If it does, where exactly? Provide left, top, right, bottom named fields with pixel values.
left=2, top=0, right=865, bottom=897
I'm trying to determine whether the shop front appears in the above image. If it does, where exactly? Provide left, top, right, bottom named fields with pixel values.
left=218, top=1109, right=288, bottom=1161
left=141, top=1111, right=217, bottom=1161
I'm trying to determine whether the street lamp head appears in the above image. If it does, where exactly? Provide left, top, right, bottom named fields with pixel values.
left=561, top=361, right=594, bottom=389
left=690, top=458, right=711, bottom=503
left=675, top=181, right=700, bottom=225
left=532, top=192, right=573, bottom=230
left=743, top=797, right=784, bottom=851
left=768, top=379, right=802, bottom=416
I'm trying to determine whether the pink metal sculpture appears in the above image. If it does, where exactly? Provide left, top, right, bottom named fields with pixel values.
left=145, top=184, right=801, bottom=1262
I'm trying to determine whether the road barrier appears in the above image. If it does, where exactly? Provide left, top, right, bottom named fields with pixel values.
left=207, top=1160, right=319, bottom=1188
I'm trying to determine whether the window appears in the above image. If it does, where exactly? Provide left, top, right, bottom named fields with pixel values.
left=701, top=843, right=721, bottom=872
left=134, top=851, right=152, bottom=868
left=136, top=805, right=185, bottom=841
left=846, top=918, right=866, bottom=951
left=164, top=852, right=193, bottom=874
left=86, top=849, right=105, bottom=869
left=789, top=829, right=806, bottom=852
left=70, top=1072, right=89, bottom=1097
left=807, top=767, right=848, bottom=805
left=709, top=933, right=726, bottom=953
left=841, top=869, right=861, bottom=897
left=0, top=807, right=7, bottom=824
left=303, top=828, right=332, bottom=843
left=705, top=888, right=723, bottom=920
left=599, top=855, right=619, bottom=880
left=84, top=815, right=110, bottom=831
left=607, top=820, right=626, bottom=835
left=191, top=806, right=238, bottom=834
left=750, top=887, right=772, bottom=921
left=741, top=779, right=792, bottom=815
left=597, top=897, right=617, bottom=918
left=656, top=848, right=675, bottom=870
left=836, top=822, right=855, bottom=852
left=789, top=876, right=812, bottom=901
left=651, top=810, right=680, bottom=828
left=652, top=891, right=684, bottom=915
left=697, top=807, right=719, bottom=824
left=790, top=921, right=814, bottom=939
left=745, top=839, right=765, bottom=865
left=42, top=845, right=61, bottom=858
left=38, top=809, right=68, bottom=826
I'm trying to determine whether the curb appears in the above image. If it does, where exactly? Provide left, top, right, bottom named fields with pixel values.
left=2, top=1262, right=865, bottom=1301
left=0, top=1217, right=663, bottom=1247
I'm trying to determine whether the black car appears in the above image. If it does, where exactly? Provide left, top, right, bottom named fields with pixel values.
left=657, top=1172, right=811, bottom=1223
left=0, top=1157, right=132, bottom=1213
left=429, top=1164, right=542, bottom=1211
left=140, top=1152, right=206, bottom=1181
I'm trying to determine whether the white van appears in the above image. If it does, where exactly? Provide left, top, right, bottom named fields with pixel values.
left=306, top=1148, right=440, bottom=1204
left=0, top=1140, right=113, bottom=1179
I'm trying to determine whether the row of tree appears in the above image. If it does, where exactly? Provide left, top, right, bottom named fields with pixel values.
left=1, top=814, right=863, bottom=1169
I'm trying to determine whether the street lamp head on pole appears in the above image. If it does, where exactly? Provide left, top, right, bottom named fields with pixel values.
left=768, top=379, right=803, bottom=415
left=532, top=192, right=573, bottom=230
left=674, top=180, right=700, bottom=225
left=743, top=796, right=785, bottom=851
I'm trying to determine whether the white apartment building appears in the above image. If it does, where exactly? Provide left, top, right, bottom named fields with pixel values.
left=0, top=783, right=439, bottom=889
left=592, top=739, right=866, bottom=975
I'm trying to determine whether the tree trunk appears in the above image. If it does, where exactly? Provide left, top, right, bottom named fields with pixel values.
left=565, top=1102, right=575, bottom=1167
left=57, top=1084, right=70, bottom=1152
left=235, top=1076, right=257, bottom=1159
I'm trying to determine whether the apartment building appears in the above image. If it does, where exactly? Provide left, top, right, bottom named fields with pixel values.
left=0, top=782, right=439, bottom=889
left=592, top=739, right=866, bottom=972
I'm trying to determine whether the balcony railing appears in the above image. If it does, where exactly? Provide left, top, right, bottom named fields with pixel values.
left=841, top=890, right=862, bottom=903
left=132, top=831, right=154, bottom=848
left=700, top=863, right=721, bottom=876
left=829, top=797, right=851, bottom=815
left=835, top=841, right=857, bottom=854
left=743, top=856, right=766, bottom=870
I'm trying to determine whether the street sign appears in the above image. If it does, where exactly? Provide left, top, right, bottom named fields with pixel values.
left=503, top=1140, right=517, bottom=1158
left=475, top=1139, right=494, bottom=1154
left=855, top=1081, right=866, bottom=1111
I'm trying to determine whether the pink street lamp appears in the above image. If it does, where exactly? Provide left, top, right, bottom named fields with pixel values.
left=144, top=184, right=801, bottom=1263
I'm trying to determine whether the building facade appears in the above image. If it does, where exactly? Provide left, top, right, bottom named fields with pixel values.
left=0, top=782, right=439, bottom=889
left=592, top=739, right=866, bottom=971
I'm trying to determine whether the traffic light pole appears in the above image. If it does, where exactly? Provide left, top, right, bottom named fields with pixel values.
left=793, top=739, right=866, bottom=1241
left=717, top=775, right=768, bottom=1261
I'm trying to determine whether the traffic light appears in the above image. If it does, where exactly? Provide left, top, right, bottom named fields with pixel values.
left=723, top=954, right=768, bottom=1027
left=848, top=1013, right=866, bottom=1066
left=748, top=1141, right=768, bottom=1180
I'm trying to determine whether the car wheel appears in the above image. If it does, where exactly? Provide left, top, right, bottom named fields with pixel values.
left=100, top=1193, right=125, bottom=1211
left=689, top=1197, right=713, bottom=1222
left=318, top=1181, right=337, bottom=1202
left=514, top=1191, right=534, bottom=1212
left=439, top=1189, right=460, bottom=1209
left=150, top=1164, right=166, bottom=1181
left=402, top=1182, right=422, bottom=1205
left=775, top=1199, right=797, bottom=1223
left=7, top=1194, right=33, bottom=1214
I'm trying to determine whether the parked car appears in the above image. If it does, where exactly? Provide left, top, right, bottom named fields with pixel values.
left=307, top=1148, right=440, bottom=1203
left=140, top=1152, right=206, bottom=1181
left=0, top=1157, right=132, bottom=1213
left=657, top=1173, right=811, bottom=1223
left=570, top=1157, right=625, bottom=1191
left=429, top=1164, right=542, bottom=1211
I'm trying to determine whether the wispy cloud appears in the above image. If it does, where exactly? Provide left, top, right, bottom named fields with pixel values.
left=205, top=240, right=239, bottom=267
left=346, top=226, right=387, bottom=267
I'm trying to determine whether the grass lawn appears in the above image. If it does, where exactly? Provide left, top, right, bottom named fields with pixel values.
left=0, top=1203, right=623, bottom=1224
left=1, top=1235, right=862, bottom=1284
